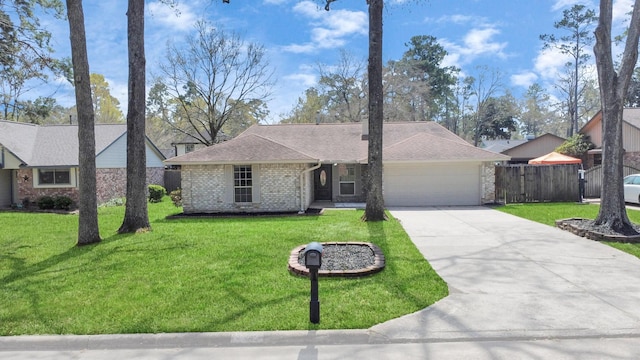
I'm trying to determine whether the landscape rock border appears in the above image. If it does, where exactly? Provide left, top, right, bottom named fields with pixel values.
left=288, top=242, right=385, bottom=278
left=556, top=218, right=640, bottom=243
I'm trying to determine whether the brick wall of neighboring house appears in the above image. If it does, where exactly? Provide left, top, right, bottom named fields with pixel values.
left=481, top=162, right=497, bottom=204
left=624, top=152, right=640, bottom=171
left=15, top=169, right=79, bottom=206
left=181, top=163, right=305, bottom=213
left=95, top=167, right=165, bottom=204
left=16, top=167, right=166, bottom=207
left=96, top=168, right=126, bottom=204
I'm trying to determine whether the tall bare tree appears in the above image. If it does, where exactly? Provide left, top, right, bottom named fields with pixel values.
left=153, top=20, right=272, bottom=146
left=65, top=0, right=101, bottom=245
left=468, top=66, right=504, bottom=146
left=316, top=49, right=367, bottom=123
left=593, top=0, right=640, bottom=233
left=118, top=0, right=150, bottom=233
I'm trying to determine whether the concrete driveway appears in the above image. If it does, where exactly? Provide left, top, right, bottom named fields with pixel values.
left=372, top=206, right=640, bottom=342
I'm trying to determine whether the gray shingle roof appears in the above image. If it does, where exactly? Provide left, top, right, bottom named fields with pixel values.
left=0, top=121, right=127, bottom=166
left=165, top=121, right=509, bottom=165
left=623, top=108, right=640, bottom=128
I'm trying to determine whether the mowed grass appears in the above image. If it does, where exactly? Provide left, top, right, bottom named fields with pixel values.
left=0, top=199, right=447, bottom=335
left=496, top=202, right=640, bottom=258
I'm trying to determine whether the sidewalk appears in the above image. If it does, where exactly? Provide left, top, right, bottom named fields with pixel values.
left=2, top=206, right=640, bottom=359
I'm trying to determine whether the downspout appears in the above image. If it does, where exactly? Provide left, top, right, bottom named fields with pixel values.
left=299, top=162, right=322, bottom=214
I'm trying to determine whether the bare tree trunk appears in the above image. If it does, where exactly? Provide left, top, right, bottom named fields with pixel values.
left=593, top=0, right=640, bottom=232
left=363, top=0, right=386, bottom=221
left=118, top=0, right=150, bottom=233
left=66, top=0, right=101, bottom=246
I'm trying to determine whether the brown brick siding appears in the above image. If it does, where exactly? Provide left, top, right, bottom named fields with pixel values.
left=16, top=167, right=165, bottom=206
left=16, top=169, right=78, bottom=206
left=624, top=152, right=640, bottom=170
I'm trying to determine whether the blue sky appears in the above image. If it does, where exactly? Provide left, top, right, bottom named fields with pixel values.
left=36, top=0, right=635, bottom=122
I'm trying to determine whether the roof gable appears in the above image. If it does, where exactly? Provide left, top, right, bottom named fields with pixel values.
left=501, top=133, right=566, bottom=158
left=0, top=122, right=163, bottom=167
left=0, top=121, right=38, bottom=164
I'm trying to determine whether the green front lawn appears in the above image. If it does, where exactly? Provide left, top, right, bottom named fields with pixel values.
left=0, top=200, right=447, bottom=335
left=496, top=202, right=640, bottom=258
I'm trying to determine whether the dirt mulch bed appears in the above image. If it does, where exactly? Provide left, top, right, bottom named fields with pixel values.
left=166, top=207, right=323, bottom=219
left=556, top=218, right=640, bottom=243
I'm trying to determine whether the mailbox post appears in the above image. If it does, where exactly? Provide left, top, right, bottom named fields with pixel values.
left=304, top=242, right=323, bottom=324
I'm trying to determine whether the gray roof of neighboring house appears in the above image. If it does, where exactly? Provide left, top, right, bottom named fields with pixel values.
left=165, top=121, right=510, bottom=165
left=622, top=108, right=640, bottom=128
left=481, top=139, right=528, bottom=153
left=0, top=121, right=162, bottom=167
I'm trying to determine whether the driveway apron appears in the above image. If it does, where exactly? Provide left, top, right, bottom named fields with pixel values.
left=371, top=207, right=640, bottom=342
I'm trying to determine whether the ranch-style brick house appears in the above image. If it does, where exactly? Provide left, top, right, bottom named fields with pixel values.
left=164, top=121, right=509, bottom=214
left=0, top=121, right=165, bottom=208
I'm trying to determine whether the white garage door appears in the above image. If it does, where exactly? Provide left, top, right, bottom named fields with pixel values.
left=384, top=163, right=481, bottom=206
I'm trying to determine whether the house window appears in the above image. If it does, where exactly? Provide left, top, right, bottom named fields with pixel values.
left=185, top=144, right=195, bottom=153
left=339, top=164, right=356, bottom=196
left=234, top=165, right=252, bottom=203
left=38, top=169, right=71, bottom=185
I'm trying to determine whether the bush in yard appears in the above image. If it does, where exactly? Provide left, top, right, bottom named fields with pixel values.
left=37, top=196, right=55, bottom=210
left=100, top=197, right=126, bottom=207
left=53, top=195, right=73, bottom=210
left=148, top=184, right=166, bottom=203
left=169, top=189, right=182, bottom=207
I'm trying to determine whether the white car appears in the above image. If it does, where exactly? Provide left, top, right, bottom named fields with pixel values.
left=624, top=174, right=640, bottom=204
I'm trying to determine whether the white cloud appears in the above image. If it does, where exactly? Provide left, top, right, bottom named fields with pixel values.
left=533, top=46, right=571, bottom=80
left=436, top=14, right=482, bottom=25
left=283, top=1, right=367, bottom=54
left=551, top=0, right=593, bottom=12
left=283, top=73, right=317, bottom=88
left=511, top=72, right=538, bottom=88
left=439, top=25, right=508, bottom=67
left=613, top=0, right=634, bottom=23
left=147, top=1, right=198, bottom=32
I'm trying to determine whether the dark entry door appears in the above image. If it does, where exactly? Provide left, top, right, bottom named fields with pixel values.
left=314, top=165, right=332, bottom=201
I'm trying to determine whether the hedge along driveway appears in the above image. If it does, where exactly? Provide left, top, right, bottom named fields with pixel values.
left=0, top=200, right=447, bottom=335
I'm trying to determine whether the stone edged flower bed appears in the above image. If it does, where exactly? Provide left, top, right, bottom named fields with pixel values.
left=288, top=242, right=386, bottom=278
left=556, top=218, right=640, bottom=243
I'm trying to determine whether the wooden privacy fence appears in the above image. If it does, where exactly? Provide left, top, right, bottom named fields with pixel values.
left=584, top=164, right=640, bottom=198
left=164, top=169, right=181, bottom=193
left=495, top=164, right=581, bottom=203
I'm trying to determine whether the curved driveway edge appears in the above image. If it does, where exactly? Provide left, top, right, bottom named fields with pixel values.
left=372, top=206, right=640, bottom=342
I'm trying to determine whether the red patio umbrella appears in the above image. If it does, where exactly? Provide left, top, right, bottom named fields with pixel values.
left=528, top=151, right=582, bottom=165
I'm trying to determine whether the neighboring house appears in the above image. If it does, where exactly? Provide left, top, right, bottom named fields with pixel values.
left=170, top=131, right=231, bottom=158
left=482, top=133, right=566, bottom=164
left=171, top=134, right=207, bottom=158
left=580, top=108, right=640, bottom=169
left=0, top=121, right=166, bottom=208
left=164, top=121, right=510, bottom=214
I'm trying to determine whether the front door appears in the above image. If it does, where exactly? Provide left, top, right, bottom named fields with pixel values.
left=314, top=165, right=332, bottom=201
